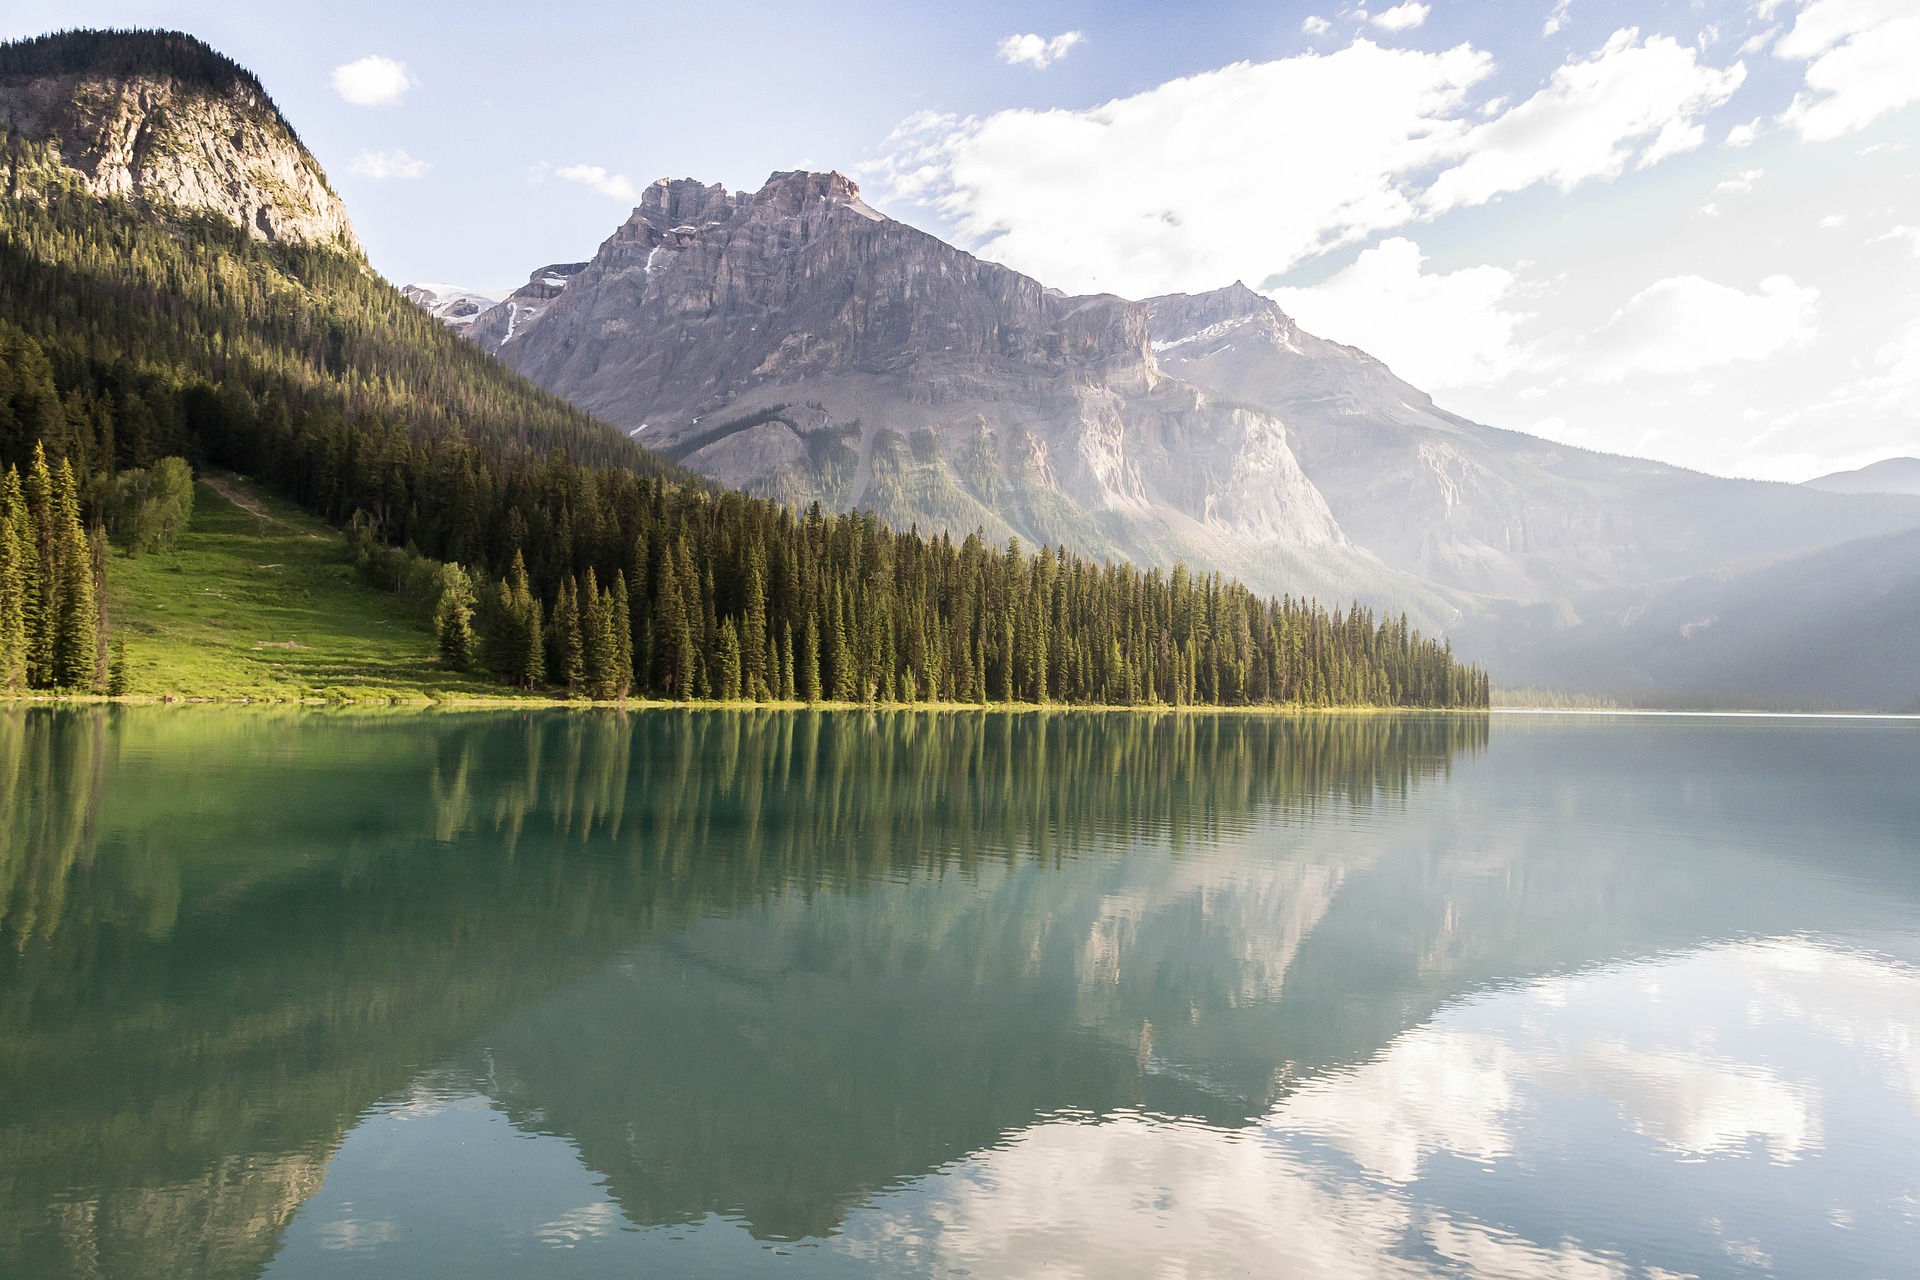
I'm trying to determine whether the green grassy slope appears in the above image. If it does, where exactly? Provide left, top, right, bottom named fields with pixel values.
left=107, top=475, right=521, bottom=702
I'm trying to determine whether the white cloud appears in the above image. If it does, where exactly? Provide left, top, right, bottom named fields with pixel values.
left=997, top=31, right=1084, bottom=70
left=1302, top=15, right=1333, bottom=36
left=330, top=55, right=414, bottom=107
left=1819, top=213, right=1848, bottom=228
left=869, top=40, right=1493, bottom=297
left=1726, top=116, right=1762, bottom=147
left=1370, top=2, right=1430, bottom=32
left=1544, top=0, right=1574, bottom=38
left=1271, top=238, right=1529, bottom=388
left=1874, top=225, right=1920, bottom=256
left=1776, top=0, right=1920, bottom=141
left=348, top=148, right=430, bottom=180
left=1716, top=167, right=1764, bottom=194
left=871, top=29, right=1746, bottom=300
left=554, top=164, right=638, bottom=201
left=1423, top=30, right=1747, bottom=213
left=1585, top=274, right=1819, bottom=381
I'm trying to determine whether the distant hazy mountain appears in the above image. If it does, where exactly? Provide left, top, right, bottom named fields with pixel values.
left=422, top=170, right=1920, bottom=707
left=1802, top=458, right=1920, bottom=496
left=1460, top=524, right=1920, bottom=713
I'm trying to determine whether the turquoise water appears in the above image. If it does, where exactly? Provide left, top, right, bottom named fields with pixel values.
left=3, top=708, right=1918, bottom=1278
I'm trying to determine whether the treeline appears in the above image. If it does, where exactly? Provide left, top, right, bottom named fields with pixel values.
left=0, top=99, right=1486, bottom=707
left=432, top=494, right=1486, bottom=707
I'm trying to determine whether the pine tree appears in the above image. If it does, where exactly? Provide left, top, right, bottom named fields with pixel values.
left=0, top=467, right=27, bottom=689
left=610, top=573, right=633, bottom=699
left=550, top=576, right=583, bottom=694
left=107, top=635, right=129, bottom=696
left=716, top=617, right=743, bottom=701
left=435, top=563, right=477, bottom=671
left=50, top=458, right=97, bottom=690
left=779, top=620, right=796, bottom=701
left=22, top=445, right=55, bottom=687
left=801, top=610, right=821, bottom=703
left=742, top=548, right=769, bottom=699
left=581, top=567, right=616, bottom=699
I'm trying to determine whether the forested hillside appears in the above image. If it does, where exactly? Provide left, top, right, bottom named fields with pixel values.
left=0, top=29, right=1485, bottom=708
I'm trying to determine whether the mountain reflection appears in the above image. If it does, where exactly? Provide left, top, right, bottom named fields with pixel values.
left=0, top=706, right=1484, bottom=1278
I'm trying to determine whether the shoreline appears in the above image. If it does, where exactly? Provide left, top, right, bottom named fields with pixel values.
left=0, top=692, right=1491, bottom=715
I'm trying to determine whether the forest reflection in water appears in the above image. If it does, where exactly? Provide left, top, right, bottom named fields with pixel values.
left=5, top=708, right=1920, bottom=1279
left=0, top=705, right=1486, bottom=1278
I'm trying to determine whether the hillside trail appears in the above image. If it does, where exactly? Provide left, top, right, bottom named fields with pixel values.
left=199, top=474, right=322, bottom=540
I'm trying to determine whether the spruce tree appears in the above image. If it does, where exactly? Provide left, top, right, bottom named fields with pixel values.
left=716, top=617, right=743, bottom=701
left=779, top=620, right=795, bottom=701
left=50, top=458, right=97, bottom=690
left=550, top=576, right=583, bottom=694
left=435, top=563, right=477, bottom=671
left=801, top=611, right=821, bottom=703
left=581, top=567, right=615, bottom=699
left=611, top=573, right=633, bottom=699
left=0, top=467, right=27, bottom=689
left=743, top=549, right=768, bottom=699
left=23, top=445, right=55, bottom=687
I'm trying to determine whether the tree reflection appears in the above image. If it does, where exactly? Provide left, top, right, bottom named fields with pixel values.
left=0, top=705, right=1484, bottom=1277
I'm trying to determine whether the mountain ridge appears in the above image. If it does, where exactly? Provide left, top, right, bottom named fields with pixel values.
left=455, top=168, right=1439, bottom=620
left=417, top=168, right=1920, bottom=705
left=1803, top=457, right=1920, bottom=497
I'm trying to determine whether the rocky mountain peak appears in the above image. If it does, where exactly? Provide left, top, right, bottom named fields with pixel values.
left=0, top=29, right=359, bottom=252
left=751, top=168, right=879, bottom=217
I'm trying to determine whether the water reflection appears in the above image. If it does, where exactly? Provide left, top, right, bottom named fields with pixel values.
left=0, top=708, right=1916, bottom=1278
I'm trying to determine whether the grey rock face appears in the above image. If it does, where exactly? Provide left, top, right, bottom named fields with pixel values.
left=0, top=57, right=359, bottom=252
left=472, top=170, right=1407, bottom=611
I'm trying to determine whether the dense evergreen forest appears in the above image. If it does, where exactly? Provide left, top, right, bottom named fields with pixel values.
left=0, top=33, right=1487, bottom=706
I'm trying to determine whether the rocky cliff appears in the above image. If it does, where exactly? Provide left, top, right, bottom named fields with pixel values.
left=0, top=30, right=359, bottom=252
left=467, top=170, right=1405, bottom=610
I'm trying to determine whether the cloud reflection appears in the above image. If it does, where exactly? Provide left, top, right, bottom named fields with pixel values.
left=838, top=937, right=1920, bottom=1278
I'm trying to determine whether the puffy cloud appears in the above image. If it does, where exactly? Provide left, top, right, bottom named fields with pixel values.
left=997, top=31, right=1084, bottom=70
left=1271, top=238, right=1529, bottom=388
left=554, top=164, right=638, bottom=201
left=1302, top=15, right=1333, bottom=36
left=1422, top=30, right=1746, bottom=213
left=330, top=55, right=414, bottom=107
left=871, top=30, right=1744, bottom=299
left=869, top=39, right=1493, bottom=297
left=1725, top=116, right=1762, bottom=146
left=1585, top=274, right=1818, bottom=381
left=1544, top=0, right=1574, bottom=38
left=1776, top=0, right=1920, bottom=141
left=348, top=148, right=429, bottom=180
left=1370, top=2, right=1430, bottom=33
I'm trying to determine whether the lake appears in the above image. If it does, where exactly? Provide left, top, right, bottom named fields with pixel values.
left=3, top=707, right=1918, bottom=1279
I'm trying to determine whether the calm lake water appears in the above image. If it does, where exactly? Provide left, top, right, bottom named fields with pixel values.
left=3, top=708, right=1920, bottom=1279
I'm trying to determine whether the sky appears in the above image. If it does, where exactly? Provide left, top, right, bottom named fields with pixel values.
left=3, top=0, right=1917, bottom=482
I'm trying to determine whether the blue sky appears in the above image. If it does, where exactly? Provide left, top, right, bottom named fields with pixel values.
left=5, top=0, right=1917, bottom=481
